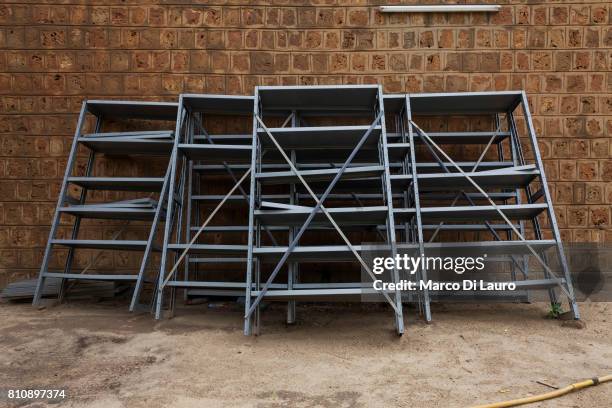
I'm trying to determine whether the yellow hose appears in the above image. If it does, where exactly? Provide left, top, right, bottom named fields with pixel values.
left=473, top=374, right=612, bottom=408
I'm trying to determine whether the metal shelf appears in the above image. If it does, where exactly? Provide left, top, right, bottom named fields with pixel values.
left=86, top=100, right=178, bottom=120
left=79, top=136, right=173, bottom=155
left=51, top=239, right=154, bottom=251
left=415, top=161, right=516, bottom=171
left=416, top=240, right=557, bottom=256
left=250, top=288, right=368, bottom=301
left=81, top=130, right=173, bottom=139
left=413, top=131, right=510, bottom=144
left=256, top=165, right=384, bottom=185
left=182, top=94, right=254, bottom=114
left=193, top=134, right=252, bottom=144
left=168, top=244, right=248, bottom=255
left=58, top=197, right=160, bottom=220
left=391, top=168, right=539, bottom=190
left=257, top=125, right=382, bottom=149
left=43, top=272, right=140, bottom=281
left=408, top=91, right=523, bottom=115
left=398, top=203, right=548, bottom=222
left=254, top=245, right=367, bottom=262
left=68, top=177, right=165, bottom=192
left=190, top=194, right=287, bottom=207
left=258, top=85, right=379, bottom=112
left=166, top=281, right=286, bottom=289
left=179, top=144, right=252, bottom=162
left=255, top=206, right=390, bottom=226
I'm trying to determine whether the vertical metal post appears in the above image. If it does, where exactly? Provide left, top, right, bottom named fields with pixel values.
left=169, top=116, right=189, bottom=317
left=287, top=111, right=298, bottom=324
left=155, top=95, right=184, bottom=319
left=184, top=155, right=194, bottom=300
left=405, top=94, right=432, bottom=322
left=398, top=101, right=414, bottom=304
left=253, top=136, right=263, bottom=335
left=244, top=88, right=260, bottom=335
left=509, top=112, right=556, bottom=302
left=508, top=113, right=534, bottom=282
left=58, top=115, right=100, bottom=303
left=378, top=88, right=404, bottom=335
left=520, top=92, right=579, bottom=319
left=33, top=100, right=89, bottom=306
left=495, top=114, right=517, bottom=282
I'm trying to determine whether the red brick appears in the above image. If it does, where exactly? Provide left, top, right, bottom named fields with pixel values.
left=445, top=75, right=468, bottom=92
left=242, top=8, right=263, bottom=26
left=351, top=54, right=366, bottom=72
left=249, top=52, right=272, bottom=74
left=566, top=74, right=586, bottom=92
left=591, top=6, right=607, bottom=24
left=491, top=6, right=513, bottom=25
left=516, top=6, right=530, bottom=25
left=438, top=30, right=453, bottom=48
left=570, top=6, right=589, bottom=25
left=330, top=54, right=348, bottom=72
left=419, top=31, right=434, bottom=48
left=348, top=9, right=368, bottom=26
left=568, top=29, right=582, bottom=47
left=551, top=7, right=568, bottom=25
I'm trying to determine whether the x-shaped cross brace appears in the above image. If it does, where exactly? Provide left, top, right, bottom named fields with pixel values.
left=245, top=112, right=403, bottom=321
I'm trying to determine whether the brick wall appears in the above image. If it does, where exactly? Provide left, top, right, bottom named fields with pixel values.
left=0, top=1, right=611, bottom=287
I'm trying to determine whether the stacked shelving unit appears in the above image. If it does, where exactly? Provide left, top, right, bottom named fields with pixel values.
left=243, top=85, right=405, bottom=335
left=32, top=100, right=177, bottom=310
left=385, top=91, right=580, bottom=322
left=154, top=94, right=256, bottom=318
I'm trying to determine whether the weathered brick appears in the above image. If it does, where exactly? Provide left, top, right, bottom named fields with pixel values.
left=423, top=75, right=443, bottom=92
left=324, top=32, right=339, bottom=49
left=426, top=54, right=440, bottom=71
left=249, top=52, right=272, bottom=74
left=389, top=54, right=405, bottom=71
left=584, top=28, right=599, bottom=48
left=419, top=31, right=434, bottom=48
left=445, top=75, right=468, bottom=92
left=438, top=30, right=453, bottom=48
left=348, top=9, right=368, bottom=26
left=566, top=74, right=586, bottom=92
left=330, top=54, right=348, bottom=72
left=242, top=8, right=263, bottom=26
left=570, top=6, right=589, bottom=25
left=568, top=29, right=582, bottom=47
left=549, top=28, right=564, bottom=49
left=551, top=7, right=568, bottom=25
left=491, top=6, right=513, bottom=25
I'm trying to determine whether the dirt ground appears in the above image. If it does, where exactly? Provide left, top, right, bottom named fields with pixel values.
left=0, top=299, right=610, bottom=407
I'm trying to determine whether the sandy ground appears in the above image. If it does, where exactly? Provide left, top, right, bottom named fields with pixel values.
left=0, top=299, right=611, bottom=408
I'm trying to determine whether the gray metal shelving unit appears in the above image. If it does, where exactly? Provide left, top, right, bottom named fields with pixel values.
left=384, top=91, right=580, bottom=322
left=32, top=100, right=177, bottom=310
left=154, top=94, right=257, bottom=318
left=36, top=89, right=580, bottom=334
left=243, top=85, right=405, bottom=335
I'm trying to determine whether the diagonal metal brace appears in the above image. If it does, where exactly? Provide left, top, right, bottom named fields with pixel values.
left=410, top=120, right=571, bottom=299
left=161, top=167, right=252, bottom=288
